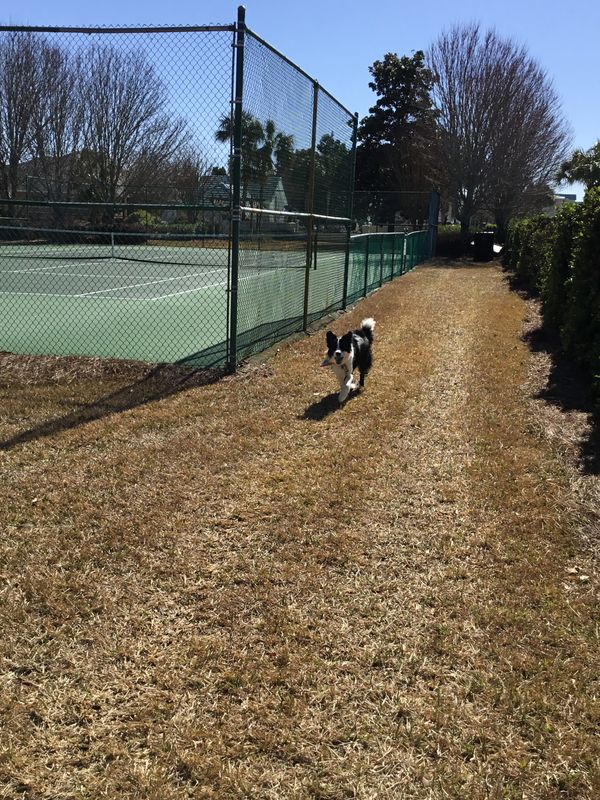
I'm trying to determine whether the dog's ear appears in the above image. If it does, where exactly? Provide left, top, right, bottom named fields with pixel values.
left=340, top=331, right=353, bottom=352
left=326, top=330, right=337, bottom=352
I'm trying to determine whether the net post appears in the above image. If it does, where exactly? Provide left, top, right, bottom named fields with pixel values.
left=302, top=79, right=319, bottom=331
left=228, top=5, right=245, bottom=372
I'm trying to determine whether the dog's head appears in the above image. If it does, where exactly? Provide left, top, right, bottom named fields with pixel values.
left=321, top=330, right=353, bottom=367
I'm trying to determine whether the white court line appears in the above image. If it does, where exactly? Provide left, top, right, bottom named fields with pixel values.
left=0, top=265, right=290, bottom=301
left=143, top=278, right=229, bottom=299
left=73, top=265, right=286, bottom=299
left=1, top=263, right=75, bottom=274
left=0, top=280, right=227, bottom=300
left=142, top=266, right=296, bottom=299
left=68, top=272, right=223, bottom=297
left=3, top=268, right=224, bottom=282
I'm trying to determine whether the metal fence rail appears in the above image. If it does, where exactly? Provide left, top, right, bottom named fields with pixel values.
left=0, top=8, right=435, bottom=371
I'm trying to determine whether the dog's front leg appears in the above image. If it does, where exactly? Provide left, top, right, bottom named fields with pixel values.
left=338, top=383, right=351, bottom=403
left=336, top=365, right=356, bottom=403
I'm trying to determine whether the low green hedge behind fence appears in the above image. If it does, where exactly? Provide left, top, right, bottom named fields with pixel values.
left=502, top=188, right=600, bottom=403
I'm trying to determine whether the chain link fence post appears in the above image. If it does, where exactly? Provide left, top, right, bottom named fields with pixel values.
left=302, top=80, right=319, bottom=332
left=363, top=235, right=370, bottom=298
left=227, top=5, right=246, bottom=371
left=428, top=189, right=440, bottom=258
left=342, top=112, right=358, bottom=311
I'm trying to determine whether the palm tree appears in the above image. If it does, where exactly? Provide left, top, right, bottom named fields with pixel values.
left=255, top=120, right=295, bottom=207
left=215, top=111, right=265, bottom=205
left=215, top=114, right=294, bottom=207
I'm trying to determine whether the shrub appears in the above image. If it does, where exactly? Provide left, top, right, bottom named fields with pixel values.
left=128, top=209, right=163, bottom=228
left=435, top=225, right=463, bottom=257
left=504, top=195, right=600, bottom=404
left=503, top=216, right=552, bottom=292
left=539, top=202, right=581, bottom=333
left=562, top=188, right=600, bottom=397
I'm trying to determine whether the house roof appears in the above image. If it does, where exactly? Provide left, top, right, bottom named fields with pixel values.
left=197, top=175, right=231, bottom=201
left=246, top=176, right=285, bottom=203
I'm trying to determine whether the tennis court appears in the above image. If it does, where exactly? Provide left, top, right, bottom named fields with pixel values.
left=0, top=230, right=345, bottom=366
left=0, top=228, right=432, bottom=366
left=0, top=234, right=229, bottom=365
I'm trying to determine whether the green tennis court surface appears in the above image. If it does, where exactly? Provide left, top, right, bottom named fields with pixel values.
left=0, top=232, right=428, bottom=366
left=0, top=240, right=343, bottom=366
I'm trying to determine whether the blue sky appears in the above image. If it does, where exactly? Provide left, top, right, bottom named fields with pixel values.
left=4, top=0, right=597, bottom=199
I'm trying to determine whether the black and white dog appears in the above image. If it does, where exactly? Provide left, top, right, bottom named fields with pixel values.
left=321, top=318, right=375, bottom=403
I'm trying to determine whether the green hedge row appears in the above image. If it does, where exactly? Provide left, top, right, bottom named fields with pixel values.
left=502, top=188, right=600, bottom=403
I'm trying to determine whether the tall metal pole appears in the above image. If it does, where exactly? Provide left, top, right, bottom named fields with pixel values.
left=302, top=80, right=319, bottom=331
left=428, top=189, right=440, bottom=258
left=342, top=112, right=358, bottom=310
left=228, top=5, right=245, bottom=371
left=363, top=235, right=370, bottom=297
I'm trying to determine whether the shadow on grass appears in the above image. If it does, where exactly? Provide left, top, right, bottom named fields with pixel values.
left=0, top=363, right=225, bottom=452
left=301, top=389, right=366, bottom=421
left=301, top=392, right=341, bottom=421
left=523, top=325, right=599, bottom=476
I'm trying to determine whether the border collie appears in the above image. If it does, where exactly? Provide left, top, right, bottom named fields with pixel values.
left=321, top=318, right=375, bottom=403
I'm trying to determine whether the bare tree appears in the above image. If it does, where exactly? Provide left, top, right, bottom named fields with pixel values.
left=428, top=24, right=571, bottom=237
left=29, top=42, right=84, bottom=219
left=0, top=31, right=41, bottom=203
left=170, top=150, right=211, bottom=221
left=486, top=40, right=571, bottom=238
left=126, top=148, right=210, bottom=221
left=78, top=45, right=187, bottom=210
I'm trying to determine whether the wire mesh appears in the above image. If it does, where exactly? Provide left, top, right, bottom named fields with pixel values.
left=346, top=230, right=430, bottom=302
left=241, top=33, right=315, bottom=216
left=313, top=87, right=355, bottom=220
left=0, top=24, right=234, bottom=366
left=303, top=88, right=355, bottom=326
left=235, top=31, right=358, bottom=359
left=305, top=221, right=348, bottom=327
left=233, top=31, right=316, bottom=360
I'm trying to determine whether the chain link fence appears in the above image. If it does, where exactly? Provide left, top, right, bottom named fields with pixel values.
left=0, top=9, right=436, bottom=371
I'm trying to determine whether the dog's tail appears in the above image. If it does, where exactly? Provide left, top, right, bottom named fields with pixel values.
left=360, top=318, right=376, bottom=343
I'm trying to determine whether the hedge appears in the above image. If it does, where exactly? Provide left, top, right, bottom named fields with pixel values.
left=503, top=189, right=600, bottom=404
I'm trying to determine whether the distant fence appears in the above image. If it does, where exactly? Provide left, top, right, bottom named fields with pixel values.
left=347, top=231, right=430, bottom=304
left=0, top=8, right=436, bottom=371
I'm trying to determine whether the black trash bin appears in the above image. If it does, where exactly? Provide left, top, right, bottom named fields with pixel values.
left=473, top=232, right=495, bottom=262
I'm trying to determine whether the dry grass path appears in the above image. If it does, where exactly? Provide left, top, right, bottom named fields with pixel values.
left=0, top=262, right=598, bottom=799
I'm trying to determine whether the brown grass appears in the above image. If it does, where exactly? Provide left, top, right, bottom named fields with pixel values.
left=0, top=262, right=598, bottom=799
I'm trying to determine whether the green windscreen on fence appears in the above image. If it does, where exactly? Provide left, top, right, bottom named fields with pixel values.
left=346, top=230, right=427, bottom=304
